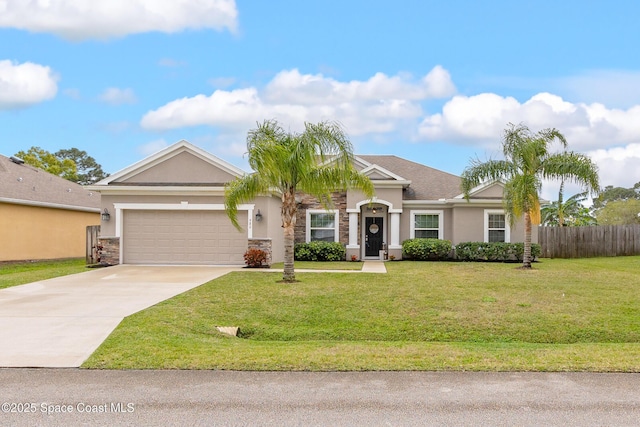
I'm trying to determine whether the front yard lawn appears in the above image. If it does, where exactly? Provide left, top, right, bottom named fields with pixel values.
left=0, top=258, right=87, bottom=290
left=84, top=256, right=640, bottom=371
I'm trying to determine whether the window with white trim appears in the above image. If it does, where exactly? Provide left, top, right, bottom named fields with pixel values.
left=411, top=210, right=443, bottom=239
left=484, top=210, right=510, bottom=242
left=306, top=210, right=339, bottom=242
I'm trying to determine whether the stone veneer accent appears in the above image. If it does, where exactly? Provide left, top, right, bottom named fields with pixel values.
left=98, top=237, right=120, bottom=265
left=247, top=238, right=272, bottom=266
left=294, top=192, right=350, bottom=246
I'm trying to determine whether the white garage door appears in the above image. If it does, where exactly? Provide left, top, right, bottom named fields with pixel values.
left=123, top=210, right=248, bottom=265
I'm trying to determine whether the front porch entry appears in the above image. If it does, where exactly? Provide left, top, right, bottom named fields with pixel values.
left=364, top=216, right=384, bottom=258
left=346, top=200, right=402, bottom=261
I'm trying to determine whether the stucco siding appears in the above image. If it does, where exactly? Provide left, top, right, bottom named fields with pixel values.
left=117, top=151, right=237, bottom=184
left=451, top=206, right=534, bottom=245
left=470, top=183, right=503, bottom=199
left=452, top=207, right=485, bottom=244
left=0, top=203, right=99, bottom=261
left=254, top=196, right=285, bottom=263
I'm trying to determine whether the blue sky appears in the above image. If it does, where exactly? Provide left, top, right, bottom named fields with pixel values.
left=1, top=0, right=639, bottom=199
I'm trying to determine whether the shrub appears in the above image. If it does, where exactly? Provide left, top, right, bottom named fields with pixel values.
left=244, top=248, right=268, bottom=268
left=402, top=238, right=453, bottom=261
left=454, top=242, right=541, bottom=262
left=294, top=241, right=346, bottom=261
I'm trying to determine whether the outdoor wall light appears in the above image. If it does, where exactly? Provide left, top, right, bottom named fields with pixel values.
left=255, top=209, right=263, bottom=222
left=101, top=208, right=111, bottom=221
left=372, top=207, right=377, bottom=214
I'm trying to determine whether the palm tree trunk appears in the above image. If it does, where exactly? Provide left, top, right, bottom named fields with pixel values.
left=523, top=211, right=532, bottom=269
left=557, top=181, right=565, bottom=227
left=281, top=189, right=297, bottom=282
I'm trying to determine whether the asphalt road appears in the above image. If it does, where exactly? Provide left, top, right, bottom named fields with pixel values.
left=1, top=370, right=638, bottom=426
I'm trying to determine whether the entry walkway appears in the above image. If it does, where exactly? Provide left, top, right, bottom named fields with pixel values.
left=361, top=261, right=387, bottom=273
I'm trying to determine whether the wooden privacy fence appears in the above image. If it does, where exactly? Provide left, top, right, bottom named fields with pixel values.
left=86, top=225, right=101, bottom=264
left=538, top=225, right=640, bottom=258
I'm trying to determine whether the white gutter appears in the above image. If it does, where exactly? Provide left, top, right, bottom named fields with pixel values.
left=0, top=197, right=101, bottom=213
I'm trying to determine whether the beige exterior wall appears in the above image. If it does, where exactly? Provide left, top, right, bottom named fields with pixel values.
left=451, top=207, right=485, bottom=244
left=470, top=183, right=504, bottom=199
left=120, top=151, right=237, bottom=184
left=396, top=204, right=535, bottom=247
left=450, top=206, right=534, bottom=245
left=0, top=203, right=99, bottom=262
left=252, top=195, right=285, bottom=263
left=347, top=187, right=403, bottom=211
left=398, top=206, right=454, bottom=244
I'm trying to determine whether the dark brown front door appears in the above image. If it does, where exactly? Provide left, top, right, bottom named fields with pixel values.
left=365, top=216, right=384, bottom=257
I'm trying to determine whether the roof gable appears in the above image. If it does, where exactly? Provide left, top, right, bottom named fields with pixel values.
left=0, top=154, right=100, bottom=211
left=95, top=140, right=246, bottom=186
left=356, top=158, right=408, bottom=182
left=357, top=155, right=462, bottom=200
left=454, top=180, right=505, bottom=199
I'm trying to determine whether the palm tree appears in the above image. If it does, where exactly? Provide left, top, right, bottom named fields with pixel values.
left=225, top=119, right=375, bottom=282
left=540, top=182, right=597, bottom=226
left=461, top=123, right=600, bottom=268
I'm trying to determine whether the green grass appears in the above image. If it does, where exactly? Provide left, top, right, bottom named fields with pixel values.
left=0, top=258, right=87, bottom=289
left=270, top=261, right=363, bottom=270
left=84, top=256, right=640, bottom=371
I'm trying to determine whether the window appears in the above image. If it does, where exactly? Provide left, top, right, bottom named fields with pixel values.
left=411, top=210, right=443, bottom=239
left=484, top=210, right=510, bottom=242
left=306, top=210, right=339, bottom=242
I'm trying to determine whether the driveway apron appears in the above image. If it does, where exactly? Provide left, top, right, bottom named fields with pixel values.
left=0, top=265, right=237, bottom=368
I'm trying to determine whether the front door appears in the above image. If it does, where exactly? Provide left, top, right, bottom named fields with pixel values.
left=365, top=216, right=384, bottom=257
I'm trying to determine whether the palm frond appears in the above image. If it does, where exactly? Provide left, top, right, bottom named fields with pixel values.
left=224, top=174, right=269, bottom=230
left=541, top=152, right=600, bottom=196
left=460, top=158, right=513, bottom=198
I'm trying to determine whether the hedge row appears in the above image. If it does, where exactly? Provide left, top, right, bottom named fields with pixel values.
left=402, top=238, right=452, bottom=260
left=294, top=239, right=541, bottom=262
left=294, top=241, right=346, bottom=261
left=402, top=238, right=541, bottom=262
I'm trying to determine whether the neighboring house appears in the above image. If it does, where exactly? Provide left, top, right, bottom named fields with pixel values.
left=87, top=140, right=532, bottom=265
left=0, top=154, right=101, bottom=262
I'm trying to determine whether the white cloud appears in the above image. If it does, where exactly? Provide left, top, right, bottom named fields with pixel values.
left=588, top=143, right=640, bottom=189
left=141, top=66, right=456, bottom=136
left=0, top=0, right=238, bottom=40
left=419, top=92, right=640, bottom=152
left=0, top=60, right=58, bottom=109
left=99, top=88, right=137, bottom=105
left=538, top=143, right=640, bottom=202
left=263, top=66, right=454, bottom=104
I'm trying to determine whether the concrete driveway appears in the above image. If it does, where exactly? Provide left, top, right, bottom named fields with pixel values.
left=0, top=265, right=237, bottom=368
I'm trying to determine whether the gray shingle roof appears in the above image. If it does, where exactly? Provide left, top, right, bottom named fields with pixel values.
left=357, top=155, right=463, bottom=200
left=0, top=154, right=100, bottom=211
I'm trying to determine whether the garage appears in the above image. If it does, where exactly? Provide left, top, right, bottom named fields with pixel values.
left=122, top=210, right=248, bottom=265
